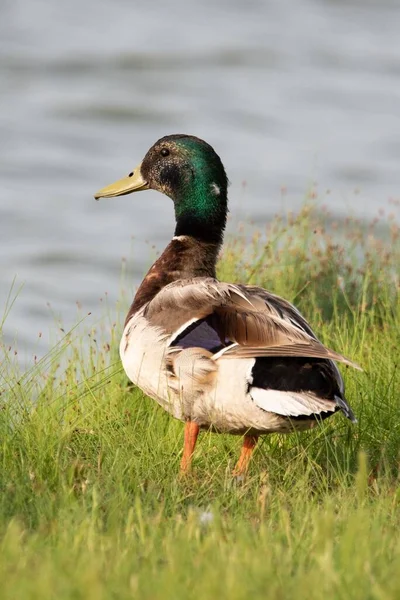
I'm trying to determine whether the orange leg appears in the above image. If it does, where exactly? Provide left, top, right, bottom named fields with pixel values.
left=232, top=434, right=258, bottom=477
left=180, top=421, right=200, bottom=474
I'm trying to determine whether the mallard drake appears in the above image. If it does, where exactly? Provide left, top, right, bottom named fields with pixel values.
left=95, top=134, right=359, bottom=476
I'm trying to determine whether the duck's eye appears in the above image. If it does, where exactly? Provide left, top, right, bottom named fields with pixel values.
left=160, top=148, right=170, bottom=157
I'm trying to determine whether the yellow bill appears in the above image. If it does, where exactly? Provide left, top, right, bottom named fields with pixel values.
left=94, top=162, right=149, bottom=199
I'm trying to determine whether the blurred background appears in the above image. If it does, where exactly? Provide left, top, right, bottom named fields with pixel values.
left=1, top=0, right=399, bottom=364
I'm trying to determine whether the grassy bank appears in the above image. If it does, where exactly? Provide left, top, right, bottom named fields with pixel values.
left=1, top=206, right=399, bottom=599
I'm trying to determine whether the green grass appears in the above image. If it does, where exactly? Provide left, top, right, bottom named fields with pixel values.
left=1, top=205, right=400, bottom=599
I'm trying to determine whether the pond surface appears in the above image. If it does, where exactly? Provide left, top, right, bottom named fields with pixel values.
left=1, top=0, right=399, bottom=362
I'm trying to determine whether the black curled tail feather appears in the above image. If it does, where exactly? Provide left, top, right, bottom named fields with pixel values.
left=334, top=394, right=357, bottom=424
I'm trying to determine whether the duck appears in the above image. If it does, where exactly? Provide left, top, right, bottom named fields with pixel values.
left=94, top=134, right=359, bottom=476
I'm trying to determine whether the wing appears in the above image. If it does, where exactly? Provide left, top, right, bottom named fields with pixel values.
left=140, top=277, right=360, bottom=368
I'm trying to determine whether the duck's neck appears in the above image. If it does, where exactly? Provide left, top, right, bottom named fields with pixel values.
left=173, top=174, right=228, bottom=245
left=125, top=236, right=221, bottom=324
left=174, top=200, right=227, bottom=245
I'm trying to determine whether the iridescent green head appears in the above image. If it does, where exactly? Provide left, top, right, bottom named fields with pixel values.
left=94, top=134, right=228, bottom=244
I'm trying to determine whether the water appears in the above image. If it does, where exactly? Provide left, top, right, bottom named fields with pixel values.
left=1, top=0, right=400, bottom=363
